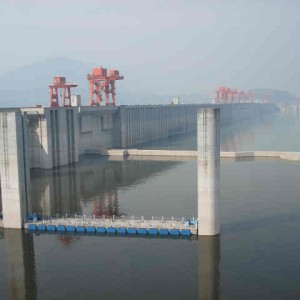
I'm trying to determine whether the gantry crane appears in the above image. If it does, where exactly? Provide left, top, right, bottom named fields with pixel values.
left=49, top=76, right=77, bottom=107
left=214, top=86, right=255, bottom=104
left=87, top=67, right=107, bottom=106
left=87, top=67, right=124, bottom=107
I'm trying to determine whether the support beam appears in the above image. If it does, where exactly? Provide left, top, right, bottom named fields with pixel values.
left=197, top=108, right=220, bottom=235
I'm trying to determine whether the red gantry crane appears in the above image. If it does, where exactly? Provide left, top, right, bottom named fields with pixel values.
left=237, top=90, right=245, bottom=103
left=214, top=86, right=255, bottom=104
left=49, top=76, right=77, bottom=107
left=87, top=67, right=107, bottom=106
left=228, top=88, right=237, bottom=103
left=87, top=67, right=124, bottom=107
left=215, top=86, right=227, bottom=103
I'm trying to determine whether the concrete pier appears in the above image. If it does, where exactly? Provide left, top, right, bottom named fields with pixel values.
left=197, top=108, right=220, bottom=236
left=0, top=110, right=30, bottom=228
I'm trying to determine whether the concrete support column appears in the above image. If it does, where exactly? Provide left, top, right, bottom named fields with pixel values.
left=197, top=108, right=220, bottom=235
left=0, top=110, right=29, bottom=228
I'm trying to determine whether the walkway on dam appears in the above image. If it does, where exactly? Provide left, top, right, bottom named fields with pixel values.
left=99, top=149, right=300, bottom=162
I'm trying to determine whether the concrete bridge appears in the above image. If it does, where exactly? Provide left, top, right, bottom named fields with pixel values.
left=0, top=103, right=277, bottom=228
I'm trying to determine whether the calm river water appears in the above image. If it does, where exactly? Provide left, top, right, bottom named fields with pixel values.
left=1, top=111, right=300, bottom=299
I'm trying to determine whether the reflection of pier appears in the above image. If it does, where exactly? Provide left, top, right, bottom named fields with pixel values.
left=1, top=229, right=220, bottom=299
left=30, top=156, right=181, bottom=217
left=4, top=230, right=36, bottom=300
left=198, top=235, right=220, bottom=300
left=30, top=166, right=81, bottom=216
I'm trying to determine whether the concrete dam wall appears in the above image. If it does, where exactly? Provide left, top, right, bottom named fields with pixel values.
left=119, top=103, right=278, bottom=148
left=0, top=103, right=277, bottom=228
left=21, top=103, right=278, bottom=169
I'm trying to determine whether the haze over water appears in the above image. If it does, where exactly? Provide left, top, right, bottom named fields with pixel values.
left=1, top=111, right=300, bottom=299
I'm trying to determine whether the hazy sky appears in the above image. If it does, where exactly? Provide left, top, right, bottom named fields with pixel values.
left=0, top=0, right=299, bottom=95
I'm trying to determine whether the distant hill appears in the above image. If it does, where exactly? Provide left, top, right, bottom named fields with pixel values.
left=250, top=88, right=299, bottom=103
left=0, top=57, right=93, bottom=107
left=0, top=57, right=209, bottom=107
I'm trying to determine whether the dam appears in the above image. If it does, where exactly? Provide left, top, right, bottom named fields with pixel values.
left=0, top=103, right=277, bottom=228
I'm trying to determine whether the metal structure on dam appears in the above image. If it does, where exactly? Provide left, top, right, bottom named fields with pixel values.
left=0, top=103, right=278, bottom=229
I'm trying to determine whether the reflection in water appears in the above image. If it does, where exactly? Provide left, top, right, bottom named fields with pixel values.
left=30, top=157, right=181, bottom=217
left=2, top=229, right=221, bottom=300
left=198, top=235, right=220, bottom=300
left=30, top=166, right=81, bottom=216
left=92, top=190, right=120, bottom=217
left=57, top=234, right=80, bottom=248
left=4, top=230, right=36, bottom=300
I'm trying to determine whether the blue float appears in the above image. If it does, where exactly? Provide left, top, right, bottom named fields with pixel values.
left=117, top=227, right=126, bottom=235
left=66, top=226, right=76, bottom=232
left=180, top=229, right=191, bottom=236
left=96, top=227, right=106, bottom=234
left=76, top=226, right=85, bottom=233
left=138, top=228, right=148, bottom=235
left=127, top=228, right=137, bottom=234
left=86, top=226, right=96, bottom=233
left=159, top=228, right=169, bottom=235
left=170, top=229, right=180, bottom=236
left=148, top=228, right=158, bottom=235
left=27, top=213, right=42, bottom=222
left=57, top=225, right=66, bottom=232
left=107, top=227, right=116, bottom=234
left=27, top=224, right=37, bottom=231
left=37, top=224, right=46, bottom=231
left=47, top=225, right=56, bottom=231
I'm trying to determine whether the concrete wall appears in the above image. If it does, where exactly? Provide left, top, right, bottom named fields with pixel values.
left=22, top=103, right=278, bottom=169
left=120, top=105, right=197, bottom=148
left=278, top=103, right=300, bottom=115
left=23, top=107, right=79, bottom=169
left=77, top=106, right=120, bottom=155
left=0, top=110, right=30, bottom=228
left=120, top=103, right=278, bottom=148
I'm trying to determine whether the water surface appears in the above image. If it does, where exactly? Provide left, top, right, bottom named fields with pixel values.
left=1, top=111, right=300, bottom=299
